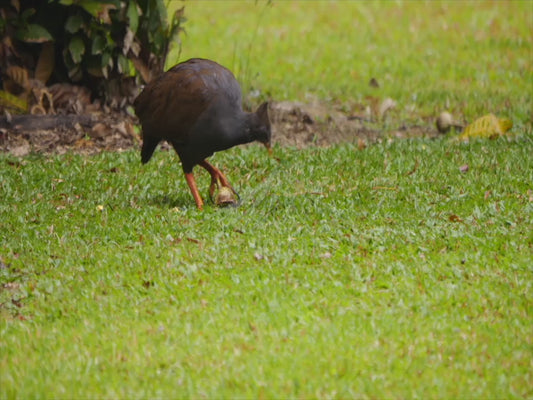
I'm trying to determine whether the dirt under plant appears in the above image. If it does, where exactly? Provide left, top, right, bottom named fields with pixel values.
left=0, top=100, right=439, bottom=157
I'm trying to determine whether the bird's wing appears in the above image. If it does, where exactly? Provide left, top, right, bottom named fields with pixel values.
left=134, top=59, right=243, bottom=144
left=134, top=67, right=211, bottom=143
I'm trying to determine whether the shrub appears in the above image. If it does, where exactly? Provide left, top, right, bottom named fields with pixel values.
left=0, top=0, right=185, bottom=112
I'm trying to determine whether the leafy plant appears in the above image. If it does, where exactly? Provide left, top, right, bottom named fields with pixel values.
left=0, top=0, right=185, bottom=112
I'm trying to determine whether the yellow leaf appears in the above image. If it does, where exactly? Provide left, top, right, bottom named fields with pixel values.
left=458, top=114, right=513, bottom=141
left=0, top=90, right=28, bottom=113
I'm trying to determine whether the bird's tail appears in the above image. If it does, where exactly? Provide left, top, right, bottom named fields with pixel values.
left=141, top=136, right=160, bottom=164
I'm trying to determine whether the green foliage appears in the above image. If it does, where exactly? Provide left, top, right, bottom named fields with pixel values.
left=1, top=135, right=532, bottom=397
left=0, top=0, right=185, bottom=103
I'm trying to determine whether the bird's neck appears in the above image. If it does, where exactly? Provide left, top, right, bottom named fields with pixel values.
left=225, top=111, right=257, bottom=146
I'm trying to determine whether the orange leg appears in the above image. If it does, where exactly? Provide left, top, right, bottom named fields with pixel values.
left=198, top=160, right=238, bottom=200
left=184, top=172, right=204, bottom=210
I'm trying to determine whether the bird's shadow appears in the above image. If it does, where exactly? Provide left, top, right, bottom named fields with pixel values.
left=148, top=193, right=241, bottom=210
left=149, top=194, right=195, bottom=209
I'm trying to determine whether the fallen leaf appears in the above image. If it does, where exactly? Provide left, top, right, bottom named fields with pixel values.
left=2, top=282, right=20, bottom=290
left=5, top=65, right=30, bottom=92
left=458, top=114, right=513, bottom=141
left=369, top=77, right=380, bottom=88
left=90, top=123, right=108, bottom=139
left=379, top=97, right=396, bottom=118
left=142, top=280, right=153, bottom=288
left=449, top=214, right=463, bottom=223
left=10, top=142, right=30, bottom=157
left=406, top=159, right=419, bottom=176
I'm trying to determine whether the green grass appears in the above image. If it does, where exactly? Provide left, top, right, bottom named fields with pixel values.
left=2, top=1, right=533, bottom=398
left=1, top=134, right=532, bottom=398
left=173, top=0, right=532, bottom=128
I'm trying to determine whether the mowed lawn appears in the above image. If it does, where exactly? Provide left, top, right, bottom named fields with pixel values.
left=175, top=0, right=531, bottom=125
left=1, top=1, right=532, bottom=398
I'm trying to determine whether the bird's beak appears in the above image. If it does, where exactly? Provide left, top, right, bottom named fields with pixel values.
left=263, top=141, right=273, bottom=155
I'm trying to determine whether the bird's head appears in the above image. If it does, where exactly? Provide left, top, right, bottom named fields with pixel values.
left=253, top=102, right=272, bottom=154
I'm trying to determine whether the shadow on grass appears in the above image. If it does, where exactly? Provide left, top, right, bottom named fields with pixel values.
left=149, top=193, right=195, bottom=209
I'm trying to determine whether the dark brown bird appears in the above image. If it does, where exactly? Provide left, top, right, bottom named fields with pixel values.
left=134, top=58, right=271, bottom=209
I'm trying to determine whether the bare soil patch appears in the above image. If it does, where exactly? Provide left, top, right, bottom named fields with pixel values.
left=0, top=101, right=438, bottom=157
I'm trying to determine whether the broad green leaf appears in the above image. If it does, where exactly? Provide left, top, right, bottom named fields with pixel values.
left=117, top=54, right=131, bottom=75
left=148, top=0, right=168, bottom=32
left=148, top=25, right=165, bottom=54
left=20, top=8, right=36, bottom=20
left=62, top=47, right=75, bottom=69
left=78, top=0, right=106, bottom=18
left=154, top=0, right=168, bottom=24
left=91, top=34, right=106, bottom=55
left=78, top=0, right=119, bottom=22
left=68, top=35, right=85, bottom=63
left=101, top=51, right=111, bottom=68
left=126, top=1, right=139, bottom=33
left=67, top=64, right=82, bottom=81
left=86, top=55, right=105, bottom=77
left=65, top=14, right=84, bottom=34
left=16, top=24, right=53, bottom=43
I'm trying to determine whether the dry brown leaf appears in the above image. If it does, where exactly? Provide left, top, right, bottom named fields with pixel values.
left=379, top=98, right=396, bottom=118
left=90, top=123, right=108, bottom=139
left=31, top=85, right=55, bottom=114
left=369, top=78, right=380, bottom=88
left=406, top=159, right=419, bottom=176
left=34, top=42, right=55, bottom=84
left=10, top=141, right=30, bottom=157
left=96, top=4, right=116, bottom=24
left=48, top=83, right=91, bottom=114
left=131, top=57, right=152, bottom=83
left=30, top=104, right=46, bottom=115
left=5, top=65, right=30, bottom=94
left=74, top=138, right=94, bottom=149
left=449, top=214, right=463, bottom=223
